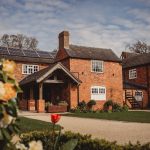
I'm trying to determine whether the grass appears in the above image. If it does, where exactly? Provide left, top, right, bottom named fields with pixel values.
left=17, top=117, right=59, bottom=133
left=63, top=111, right=150, bottom=123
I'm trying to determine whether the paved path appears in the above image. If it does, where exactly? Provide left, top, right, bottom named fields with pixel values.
left=19, top=111, right=150, bottom=145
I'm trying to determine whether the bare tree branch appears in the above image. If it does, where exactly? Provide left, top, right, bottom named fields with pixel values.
left=0, top=34, right=39, bottom=50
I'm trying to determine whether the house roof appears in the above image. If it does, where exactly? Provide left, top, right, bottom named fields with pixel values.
left=0, top=46, right=56, bottom=63
left=121, top=51, right=139, bottom=59
left=122, top=53, right=150, bottom=68
left=19, top=62, right=81, bottom=85
left=65, top=45, right=121, bottom=62
left=123, top=81, right=147, bottom=89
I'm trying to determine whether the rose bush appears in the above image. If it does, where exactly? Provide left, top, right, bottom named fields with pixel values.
left=0, top=59, right=43, bottom=150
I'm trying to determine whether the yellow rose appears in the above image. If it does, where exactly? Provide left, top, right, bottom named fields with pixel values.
left=0, top=81, right=6, bottom=100
left=3, top=83, right=17, bottom=101
left=2, top=60, right=16, bottom=78
left=1, top=111, right=14, bottom=127
left=29, top=141, right=43, bottom=150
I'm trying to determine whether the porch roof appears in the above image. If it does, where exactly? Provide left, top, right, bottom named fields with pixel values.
left=123, top=81, right=147, bottom=90
left=19, top=62, right=81, bottom=85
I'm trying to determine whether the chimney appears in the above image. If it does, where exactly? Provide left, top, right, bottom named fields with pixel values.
left=58, top=31, right=69, bottom=50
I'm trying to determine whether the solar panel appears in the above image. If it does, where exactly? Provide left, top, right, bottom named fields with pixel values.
left=0, top=47, right=56, bottom=60
left=37, top=51, right=53, bottom=58
left=0, top=47, right=9, bottom=55
left=9, top=48, right=24, bottom=56
left=23, top=50, right=39, bottom=58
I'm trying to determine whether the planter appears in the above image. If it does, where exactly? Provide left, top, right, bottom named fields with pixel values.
left=47, top=105, right=67, bottom=113
left=18, top=99, right=28, bottom=110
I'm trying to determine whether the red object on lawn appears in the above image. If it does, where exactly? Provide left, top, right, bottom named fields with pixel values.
left=51, top=114, right=61, bottom=124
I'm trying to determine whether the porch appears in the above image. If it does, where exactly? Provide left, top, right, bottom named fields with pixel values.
left=19, top=63, right=81, bottom=112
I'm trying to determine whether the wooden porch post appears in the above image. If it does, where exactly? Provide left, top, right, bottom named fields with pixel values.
left=37, top=82, right=45, bottom=113
left=28, top=85, right=35, bottom=111
left=39, top=82, right=43, bottom=100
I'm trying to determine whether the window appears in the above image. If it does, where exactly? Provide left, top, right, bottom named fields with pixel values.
left=91, top=60, right=103, bottom=73
left=135, top=91, right=143, bottom=101
left=129, top=69, right=137, bottom=79
left=91, top=86, right=106, bottom=100
left=135, top=91, right=143, bottom=97
left=22, top=64, right=39, bottom=74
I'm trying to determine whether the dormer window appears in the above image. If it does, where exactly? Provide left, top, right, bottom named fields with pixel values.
left=91, top=60, right=103, bottom=73
left=22, top=64, right=39, bottom=75
left=129, top=69, right=137, bottom=79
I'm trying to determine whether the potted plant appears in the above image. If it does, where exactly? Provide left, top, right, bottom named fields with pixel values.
left=45, top=102, right=52, bottom=112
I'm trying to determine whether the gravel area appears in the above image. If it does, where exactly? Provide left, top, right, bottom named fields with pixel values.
left=19, top=111, right=150, bottom=145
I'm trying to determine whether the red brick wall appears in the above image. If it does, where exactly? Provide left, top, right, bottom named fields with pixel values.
left=123, top=65, right=150, bottom=107
left=56, top=48, right=69, bottom=62
left=124, top=66, right=148, bottom=85
left=14, top=61, right=49, bottom=82
left=69, top=58, right=123, bottom=109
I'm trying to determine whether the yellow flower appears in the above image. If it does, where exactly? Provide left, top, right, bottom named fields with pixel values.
left=1, top=111, right=14, bottom=127
left=2, top=60, right=16, bottom=78
left=16, top=142, right=27, bottom=150
left=0, top=81, right=6, bottom=100
left=29, top=141, right=43, bottom=150
left=3, top=83, right=17, bottom=101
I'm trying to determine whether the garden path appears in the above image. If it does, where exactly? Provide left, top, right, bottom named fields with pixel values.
left=19, top=111, right=150, bottom=145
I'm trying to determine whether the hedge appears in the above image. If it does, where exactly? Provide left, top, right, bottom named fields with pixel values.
left=20, top=130, right=150, bottom=150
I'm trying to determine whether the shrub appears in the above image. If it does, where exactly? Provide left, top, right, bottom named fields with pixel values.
left=87, top=100, right=96, bottom=108
left=78, top=100, right=87, bottom=110
left=113, top=102, right=122, bottom=112
left=103, top=100, right=113, bottom=109
left=20, top=130, right=150, bottom=150
left=122, top=105, right=129, bottom=112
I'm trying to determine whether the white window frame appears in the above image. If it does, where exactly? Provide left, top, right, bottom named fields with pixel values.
left=22, top=64, right=39, bottom=75
left=134, top=91, right=143, bottom=101
left=91, top=86, right=106, bottom=100
left=91, top=60, right=103, bottom=73
left=135, top=91, right=143, bottom=97
left=129, top=69, right=137, bottom=79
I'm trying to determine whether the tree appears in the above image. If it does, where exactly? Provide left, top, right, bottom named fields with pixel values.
left=129, top=40, right=150, bottom=54
left=0, top=34, right=39, bottom=50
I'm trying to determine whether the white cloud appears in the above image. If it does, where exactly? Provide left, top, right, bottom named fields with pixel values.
left=0, top=0, right=150, bottom=56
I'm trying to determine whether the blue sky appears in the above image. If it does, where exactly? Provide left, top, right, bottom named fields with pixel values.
left=0, top=0, right=150, bottom=55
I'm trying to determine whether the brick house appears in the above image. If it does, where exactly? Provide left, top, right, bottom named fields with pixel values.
left=0, top=31, right=123, bottom=112
left=121, top=52, right=150, bottom=109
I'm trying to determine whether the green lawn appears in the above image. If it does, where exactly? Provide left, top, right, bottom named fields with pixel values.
left=17, top=117, right=58, bottom=133
left=64, top=111, right=150, bottom=123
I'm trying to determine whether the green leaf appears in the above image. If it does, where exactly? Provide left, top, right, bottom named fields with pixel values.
left=0, top=129, right=4, bottom=140
left=13, top=124, right=20, bottom=133
left=54, top=126, right=62, bottom=150
left=1, top=128, right=11, bottom=141
left=2, top=72, right=8, bottom=82
left=60, top=139, right=78, bottom=150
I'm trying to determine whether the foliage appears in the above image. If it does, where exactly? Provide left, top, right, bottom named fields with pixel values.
left=103, top=100, right=113, bottom=108
left=128, top=40, right=150, bottom=54
left=103, top=100, right=128, bottom=112
left=0, top=34, right=39, bottom=50
left=21, top=130, right=150, bottom=150
left=58, top=101, right=68, bottom=106
left=0, top=59, right=22, bottom=149
left=112, top=102, right=122, bottom=112
left=78, top=100, right=86, bottom=110
left=87, top=100, right=96, bottom=108
left=122, top=105, right=129, bottom=112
